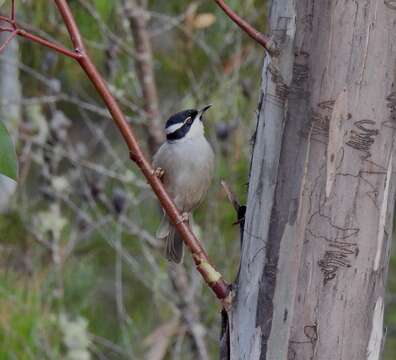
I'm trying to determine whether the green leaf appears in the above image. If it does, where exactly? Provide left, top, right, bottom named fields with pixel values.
left=0, top=121, right=18, bottom=181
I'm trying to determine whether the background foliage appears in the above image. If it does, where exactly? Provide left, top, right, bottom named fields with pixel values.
left=0, top=1, right=395, bottom=359
left=0, top=121, right=17, bottom=180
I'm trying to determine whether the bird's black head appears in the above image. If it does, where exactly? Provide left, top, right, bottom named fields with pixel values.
left=165, top=105, right=212, bottom=141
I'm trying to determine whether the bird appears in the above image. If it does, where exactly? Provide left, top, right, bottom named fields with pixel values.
left=153, top=105, right=215, bottom=263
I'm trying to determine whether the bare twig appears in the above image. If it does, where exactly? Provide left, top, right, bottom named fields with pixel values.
left=11, top=0, right=15, bottom=22
left=0, top=30, right=16, bottom=53
left=213, top=0, right=279, bottom=56
left=221, top=180, right=240, bottom=212
left=16, top=29, right=81, bottom=59
left=0, top=0, right=230, bottom=301
left=169, top=265, right=210, bottom=360
left=0, top=15, right=12, bottom=24
left=124, top=0, right=164, bottom=153
left=0, top=26, right=13, bottom=32
left=1, top=9, right=81, bottom=59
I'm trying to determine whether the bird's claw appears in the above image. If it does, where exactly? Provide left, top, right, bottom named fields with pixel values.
left=153, top=167, right=165, bottom=180
left=176, top=212, right=189, bottom=225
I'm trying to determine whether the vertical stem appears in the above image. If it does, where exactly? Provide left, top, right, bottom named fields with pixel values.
left=11, top=0, right=16, bottom=21
left=124, top=0, right=163, bottom=153
left=54, top=0, right=85, bottom=51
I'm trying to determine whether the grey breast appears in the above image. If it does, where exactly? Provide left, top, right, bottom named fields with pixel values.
left=153, top=137, right=214, bottom=212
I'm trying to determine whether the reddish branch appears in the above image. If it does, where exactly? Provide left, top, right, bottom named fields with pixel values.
left=0, top=0, right=230, bottom=301
left=213, top=0, right=278, bottom=56
left=0, top=17, right=81, bottom=58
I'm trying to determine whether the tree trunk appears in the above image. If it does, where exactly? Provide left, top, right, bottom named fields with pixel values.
left=230, top=0, right=396, bottom=359
left=0, top=28, right=21, bottom=212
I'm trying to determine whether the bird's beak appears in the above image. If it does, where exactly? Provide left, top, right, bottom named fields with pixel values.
left=198, top=104, right=212, bottom=119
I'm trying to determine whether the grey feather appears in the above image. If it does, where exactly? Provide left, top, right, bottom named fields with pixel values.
left=165, top=226, right=184, bottom=263
left=156, top=214, right=170, bottom=239
left=156, top=215, right=184, bottom=263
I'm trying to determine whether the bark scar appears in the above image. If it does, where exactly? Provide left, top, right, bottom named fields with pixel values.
left=326, top=89, right=348, bottom=198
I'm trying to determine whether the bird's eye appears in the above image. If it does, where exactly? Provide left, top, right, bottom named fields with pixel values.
left=185, top=116, right=193, bottom=125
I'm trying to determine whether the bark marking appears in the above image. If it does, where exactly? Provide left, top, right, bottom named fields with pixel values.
left=318, top=241, right=358, bottom=284
left=383, top=91, right=396, bottom=128
left=345, top=120, right=379, bottom=159
left=288, top=323, right=318, bottom=359
left=386, top=91, right=396, bottom=122
left=326, top=90, right=348, bottom=198
left=384, top=0, right=396, bottom=10
left=310, top=100, right=333, bottom=144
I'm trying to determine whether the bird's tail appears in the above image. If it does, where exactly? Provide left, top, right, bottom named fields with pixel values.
left=156, top=216, right=184, bottom=263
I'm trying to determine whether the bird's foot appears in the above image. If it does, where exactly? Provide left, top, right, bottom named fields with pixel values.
left=152, top=167, right=165, bottom=180
left=176, top=212, right=189, bottom=225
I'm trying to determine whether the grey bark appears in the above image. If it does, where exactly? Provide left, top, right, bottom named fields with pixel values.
left=0, top=29, right=21, bottom=212
left=230, top=0, right=396, bottom=359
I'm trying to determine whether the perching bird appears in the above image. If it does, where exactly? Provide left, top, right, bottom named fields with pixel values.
left=153, top=105, right=214, bottom=263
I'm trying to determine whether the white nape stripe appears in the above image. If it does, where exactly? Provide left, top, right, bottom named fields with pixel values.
left=165, top=122, right=184, bottom=135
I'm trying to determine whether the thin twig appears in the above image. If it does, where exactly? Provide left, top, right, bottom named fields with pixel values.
left=213, top=0, right=279, bottom=56
left=16, top=29, right=82, bottom=59
left=124, top=0, right=163, bottom=153
left=169, top=265, right=210, bottom=360
left=0, top=30, right=17, bottom=53
left=11, top=0, right=16, bottom=22
left=0, top=17, right=81, bottom=59
left=0, top=27, right=13, bottom=32
left=0, top=15, right=12, bottom=24
left=221, top=180, right=240, bottom=212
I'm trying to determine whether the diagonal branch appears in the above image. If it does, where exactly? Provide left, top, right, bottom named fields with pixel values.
left=0, top=13, right=81, bottom=59
left=16, top=29, right=82, bottom=59
left=0, top=15, right=13, bottom=24
left=213, top=0, right=279, bottom=56
left=0, top=0, right=230, bottom=302
left=0, top=30, right=16, bottom=53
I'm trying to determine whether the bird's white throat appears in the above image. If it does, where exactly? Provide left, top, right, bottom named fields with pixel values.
left=185, top=118, right=204, bottom=139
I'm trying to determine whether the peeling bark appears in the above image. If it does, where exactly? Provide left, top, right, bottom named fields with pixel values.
left=230, top=0, right=396, bottom=359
